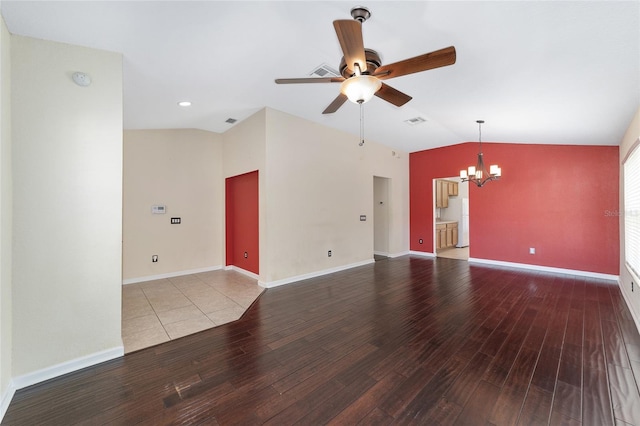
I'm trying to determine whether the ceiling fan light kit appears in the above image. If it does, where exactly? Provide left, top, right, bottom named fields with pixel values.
left=341, top=74, right=381, bottom=104
left=460, top=120, right=502, bottom=187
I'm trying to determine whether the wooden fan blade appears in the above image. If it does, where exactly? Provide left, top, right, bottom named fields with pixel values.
left=375, top=83, right=412, bottom=107
left=322, top=93, right=348, bottom=114
left=375, top=46, right=456, bottom=80
left=333, top=20, right=366, bottom=74
left=275, top=77, right=344, bottom=84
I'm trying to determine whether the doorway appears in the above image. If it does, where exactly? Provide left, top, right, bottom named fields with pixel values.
left=225, top=170, right=259, bottom=274
left=434, top=177, right=469, bottom=260
left=373, top=176, right=390, bottom=260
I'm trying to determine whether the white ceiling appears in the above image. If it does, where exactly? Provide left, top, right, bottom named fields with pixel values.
left=2, top=1, right=639, bottom=153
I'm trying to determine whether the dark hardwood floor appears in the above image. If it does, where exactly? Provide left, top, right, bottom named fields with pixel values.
left=4, top=256, right=640, bottom=425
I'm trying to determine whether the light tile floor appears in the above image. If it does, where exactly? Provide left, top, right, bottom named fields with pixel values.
left=436, top=246, right=470, bottom=260
left=122, top=270, right=263, bottom=353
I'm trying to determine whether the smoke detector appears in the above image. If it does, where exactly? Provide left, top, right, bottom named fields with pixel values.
left=72, top=72, right=91, bottom=87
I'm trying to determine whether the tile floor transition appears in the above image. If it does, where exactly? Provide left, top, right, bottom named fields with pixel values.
left=122, top=270, right=263, bottom=353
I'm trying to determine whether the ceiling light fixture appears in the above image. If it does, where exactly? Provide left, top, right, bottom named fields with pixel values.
left=339, top=63, right=381, bottom=147
left=177, top=101, right=192, bottom=107
left=460, top=120, right=501, bottom=187
left=339, top=64, right=381, bottom=104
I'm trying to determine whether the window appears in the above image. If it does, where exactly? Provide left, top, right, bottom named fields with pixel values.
left=624, top=140, right=640, bottom=280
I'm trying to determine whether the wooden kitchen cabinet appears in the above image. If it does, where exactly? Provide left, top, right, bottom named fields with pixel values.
left=452, top=223, right=458, bottom=246
left=436, top=224, right=446, bottom=250
left=435, top=180, right=449, bottom=208
left=446, top=222, right=458, bottom=247
left=436, top=222, right=458, bottom=250
left=448, top=181, right=459, bottom=196
left=436, top=180, right=458, bottom=208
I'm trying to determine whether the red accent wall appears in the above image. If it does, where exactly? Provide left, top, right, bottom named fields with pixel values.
left=225, top=170, right=259, bottom=274
left=410, top=143, right=619, bottom=275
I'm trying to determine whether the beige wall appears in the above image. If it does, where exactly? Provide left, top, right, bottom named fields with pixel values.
left=222, top=109, right=267, bottom=280
left=374, top=176, right=390, bottom=255
left=620, top=106, right=640, bottom=328
left=124, top=108, right=409, bottom=287
left=0, top=14, right=12, bottom=413
left=263, top=108, right=409, bottom=284
left=11, top=36, right=123, bottom=376
left=123, top=129, right=224, bottom=280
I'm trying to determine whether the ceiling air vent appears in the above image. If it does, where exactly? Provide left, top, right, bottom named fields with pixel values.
left=309, top=63, right=340, bottom=78
left=225, top=118, right=237, bottom=124
left=404, top=117, right=427, bottom=126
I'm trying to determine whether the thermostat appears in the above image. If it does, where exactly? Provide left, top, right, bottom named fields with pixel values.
left=151, top=205, right=166, bottom=214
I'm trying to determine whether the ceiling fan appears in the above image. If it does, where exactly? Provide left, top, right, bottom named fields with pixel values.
left=275, top=6, right=457, bottom=114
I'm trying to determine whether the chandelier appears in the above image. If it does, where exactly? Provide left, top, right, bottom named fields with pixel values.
left=460, top=120, right=501, bottom=187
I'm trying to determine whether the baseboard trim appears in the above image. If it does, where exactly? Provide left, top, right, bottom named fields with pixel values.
left=11, top=346, right=124, bottom=391
left=618, top=278, right=640, bottom=334
left=374, top=251, right=389, bottom=257
left=389, top=251, right=411, bottom=258
left=409, top=250, right=436, bottom=258
left=224, top=265, right=259, bottom=280
left=122, top=265, right=223, bottom=285
left=259, top=259, right=375, bottom=288
left=468, top=257, right=619, bottom=281
left=0, top=381, right=16, bottom=423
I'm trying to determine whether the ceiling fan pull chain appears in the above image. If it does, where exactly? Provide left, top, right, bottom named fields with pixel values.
left=359, top=100, right=365, bottom=146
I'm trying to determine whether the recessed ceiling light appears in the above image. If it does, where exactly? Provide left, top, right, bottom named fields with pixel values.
left=177, top=101, right=192, bottom=107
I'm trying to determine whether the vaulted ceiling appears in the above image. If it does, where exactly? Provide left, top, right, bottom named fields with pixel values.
left=2, top=1, right=638, bottom=152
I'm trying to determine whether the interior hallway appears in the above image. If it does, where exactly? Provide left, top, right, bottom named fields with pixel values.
left=122, top=270, right=263, bottom=353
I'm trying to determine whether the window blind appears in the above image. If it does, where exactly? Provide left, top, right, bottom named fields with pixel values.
left=624, top=142, right=640, bottom=280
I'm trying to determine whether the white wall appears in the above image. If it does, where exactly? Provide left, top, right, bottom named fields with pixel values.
left=11, top=36, right=123, bottom=377
left=263, top=108, right=409, bottom=284
left=620, top=106, right=640, bottom=329
left=123, top=129, right=223, bottom=281
left=0, top=13, right=13, bottom=418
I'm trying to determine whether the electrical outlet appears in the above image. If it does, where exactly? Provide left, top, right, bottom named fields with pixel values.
left=328, top=250, right=332, bottom=257
left=419, top=239, right=423, bottom=244
left=244, top=251, right=248, bottom=258
left=152, top=255, right=158, bottom=263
